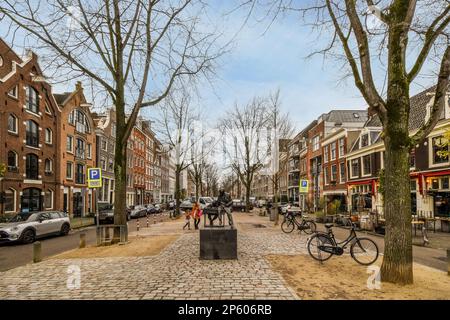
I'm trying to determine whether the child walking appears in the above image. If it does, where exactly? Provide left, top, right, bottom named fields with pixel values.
left=183, top=210, right=191, bottom=230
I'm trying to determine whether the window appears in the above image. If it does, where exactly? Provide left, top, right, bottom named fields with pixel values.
left=8, top=86, right=18, bottom=99
left=108, top=159, right=114, bottom=171
left=45, top=159, right=53, bottom=173
left=69, top=109, right=90, bottom=133
left=45, top=128, right=52, bottom=144
left=8, top=114, right=18, bottom=134
left=44, top=190, right=53, bottom=209
left=410, top=180, right=417, bottom=191
left=75, top=164, right=85, bottom=184
left=26, top=86, right=39, bottom=113
left=340, top=162, right=346, bottom=183
left=111, top=123, right=116, bottom=138
left=331, top=165, right=337, bottom=182
left=331, top=143, right=336, bottom=160
left=26, top=120, right=39, bottom=147
left=339, top=138, right=345, bottom=157
left=76, top=138, right=85, bottom=159
left=66, top=135, right=73, bottom=152
left=442, top=177, right=449, bottom=189
left=432, top=136, right=449, bottom=164
left=101, top=139, right=107, bottom=151
left=7, top=151, right=18, bottom=171
left=4, top=189, right=16, bottom=212
left=361, top=134, right=369, bottom=148
left=26, top=154, right=39, bottom=179
left=66, top=162, right=73, bottom=179
left=362, top=155, right=371, bottom=176
left=100, top=157, right=106, bottom=171
left=312, top=135, right=320, bottom=151
left=410, top=150, right=416, bottom=168
left=351, top=159, right=360, bottom=178
left=68, top=110, right=75, bottom=124
left=323, top=146, right=329, bottom=163
left=324, top=167, right=329, bottom=185
left=87, top=144, right=92, bottom=159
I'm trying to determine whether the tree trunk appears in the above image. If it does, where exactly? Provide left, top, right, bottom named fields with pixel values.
left=273, top=173, right=279, bottom=226
left=175, top=166, right=181, bottom=216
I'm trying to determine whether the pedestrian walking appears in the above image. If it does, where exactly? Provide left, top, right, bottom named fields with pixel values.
left=192, top=202, right=202, bottom=230
left=183, top=210, right=191, bottom=230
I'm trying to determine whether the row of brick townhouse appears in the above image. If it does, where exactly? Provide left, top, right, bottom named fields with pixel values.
left=274, top=87, right=450, bottom=219
left=0, top=39, right=174, bottom=216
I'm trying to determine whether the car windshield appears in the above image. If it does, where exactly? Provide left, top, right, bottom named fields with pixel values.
left=8, top=212, right=35, bottom=222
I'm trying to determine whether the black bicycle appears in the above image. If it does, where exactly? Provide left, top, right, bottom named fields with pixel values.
left=307, top=219, right=379, bottom=265
left=281, top=210, right=316, bottom=235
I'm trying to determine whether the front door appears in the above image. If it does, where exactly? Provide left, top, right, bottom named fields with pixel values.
left=73, top=192, right=83, bottom=217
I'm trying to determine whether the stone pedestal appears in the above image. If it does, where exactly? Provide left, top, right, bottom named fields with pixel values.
left=199, top=227, right=237, bottom=260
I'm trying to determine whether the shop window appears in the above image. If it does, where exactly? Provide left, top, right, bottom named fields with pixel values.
left=410, top=180, right=417, bottom=191
left=442, top=177, right=449, bottom=190
left=4, top=189, right=16, bottom=212
left=431, top=179, right=439, bottom=190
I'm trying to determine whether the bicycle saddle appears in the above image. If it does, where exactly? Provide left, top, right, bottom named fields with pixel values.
left=325, top=223, right=333, bottom=229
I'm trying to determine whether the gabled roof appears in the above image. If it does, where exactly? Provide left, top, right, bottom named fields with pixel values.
left=53, top=92, right=71, bottom=105
left=322, top=110, right=368, bottom=123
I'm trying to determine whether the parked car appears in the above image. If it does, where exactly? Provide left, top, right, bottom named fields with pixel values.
left=130, top=205, right=147, bottom=218
left=180, top=198, right=195, bottom=211
left=0, top=211, right=71, bottom=244
left=257, top=199, right=267, bottom=208
left=153, top=204, right=163, bottom=213
left=146, top=204, right=158, bottom=215
left=198, top=197, right=213, bottom=209
left=231, top=200, right=253, bottom=211
left=95, top=204, right=131, bottom=224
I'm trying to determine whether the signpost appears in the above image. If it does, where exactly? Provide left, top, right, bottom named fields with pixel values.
left=87, top=168, right=102, bottom=244
left=299, top=179, right=309, bottom=193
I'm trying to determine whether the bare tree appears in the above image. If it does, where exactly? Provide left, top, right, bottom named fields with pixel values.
left=203, top=163, right=219, bottom=196
left=219, top=97, right=268, bottom=211
left=244, top=0, right=450, bottom=284
left=0, top=0, right=223, bottom=238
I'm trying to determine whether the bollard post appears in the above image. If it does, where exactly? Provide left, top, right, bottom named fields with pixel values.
left=146, top=215, right=149, bottom=228
left=447, top=249, right=450, bottom=276
left=79, top=233, right=86, bottom=248
left=33, top=241, right=42, bottom=263
left=137, top=218, right=140, bottom=232
left=153, top=214, right=156, bottom=224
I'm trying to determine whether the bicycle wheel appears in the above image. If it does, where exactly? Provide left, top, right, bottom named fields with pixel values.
left=350, top=237, right=379, bottom=265
left=302, top=220, right=317, bottom=235
left=281, top=219, right=295, bottom=233
left=307, top=233, right=334, bottom=262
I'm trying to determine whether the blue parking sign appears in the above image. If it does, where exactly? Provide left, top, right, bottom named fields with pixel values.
left=87, top=168, right=102, bottom=188
left=299, top=179, right=309, bottom=193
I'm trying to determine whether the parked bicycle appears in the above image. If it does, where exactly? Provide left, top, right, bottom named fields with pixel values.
left=307, top=219, right=379, bottom=265
left=281, top=209, right=316, bottom=235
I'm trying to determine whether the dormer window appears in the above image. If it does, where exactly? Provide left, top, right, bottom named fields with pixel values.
left=361, top=134, right=369, bottom=148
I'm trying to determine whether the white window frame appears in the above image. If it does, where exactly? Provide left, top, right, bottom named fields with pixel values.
left=331, top=164, right=337, bottom=182
left=45, top=103, right=52, bottom=115
left=331, top=142, right=337, bottom=160
left=429, top=135, right=450, bottom=168
left=66, top=161, right=73, bottom=180
left=339, top=138, right=345, bottom=157
left=7, top=114, right=18, bottom=134
left=44, top=189, right=54, bottom=210
left=4, top=188, right=17, bottom=213
left=339, top=162, right=346, bottom=184
left=312, top=135, right=320, bottom=152
left=87, top=143, right=92, bottom=159
left=66, top=135, right=73, bottom=153
left=323, top=145, right=329, bottom=163
left=362, top=155, right=372, bottom=177
left=360, top=133, right=370, bottom=148
left=45, top=158, right=53, bottom=173
left=8, top=85, right=18, bottom=99
left=350, top=158, right=360, bottom=179
left=45, top=128, right=53, bottom=145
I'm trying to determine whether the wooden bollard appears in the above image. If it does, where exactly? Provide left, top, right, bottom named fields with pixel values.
left=447, top=249, right=450, bottom=276
left=33, top=241, right=42, bottom=263
left=146, top=215, right=149, bottom=228
left=137, top=218, right=140, bottom=232
left=79, top=233, right=86, bottom=248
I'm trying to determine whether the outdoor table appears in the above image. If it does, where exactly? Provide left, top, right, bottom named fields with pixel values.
left=411, top=220, right=424, bottom=236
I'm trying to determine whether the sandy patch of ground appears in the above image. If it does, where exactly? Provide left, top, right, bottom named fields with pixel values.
left=266, top=254, right=450, bottom=300
left=51, top=235, right=179, bottom=259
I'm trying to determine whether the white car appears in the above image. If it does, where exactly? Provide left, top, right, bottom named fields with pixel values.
left=198, top=197, right=213, bottom=209
left=0, top=211, right=71, bottom=244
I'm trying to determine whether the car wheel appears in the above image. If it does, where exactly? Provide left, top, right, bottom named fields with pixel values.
left=21, top=229, right=35, bottom=244
left=60, top=223, right=70, bottom=236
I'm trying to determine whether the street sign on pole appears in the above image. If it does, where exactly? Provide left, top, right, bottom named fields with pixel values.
left=87, top=168, right=102, bottom=188
left=299, top=179, right=309, bottom=193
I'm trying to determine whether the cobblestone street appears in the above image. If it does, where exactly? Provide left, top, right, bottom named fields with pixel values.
left=0, top=213, right=306, bottom=300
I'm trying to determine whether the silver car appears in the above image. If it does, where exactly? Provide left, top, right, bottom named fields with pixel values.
left=0, top=211, right=71, bottom=244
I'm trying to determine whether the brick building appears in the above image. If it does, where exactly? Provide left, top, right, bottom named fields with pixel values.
left=54, top=83, right=96, bottom=217
left=0, top=39, right=60, bottom=214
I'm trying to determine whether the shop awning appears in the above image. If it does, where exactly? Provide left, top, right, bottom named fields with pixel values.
left=347, top=179, right=376, bottom=186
